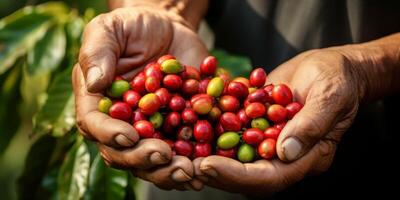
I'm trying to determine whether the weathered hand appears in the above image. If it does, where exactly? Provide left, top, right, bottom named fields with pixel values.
left=193, top=49, right=363, bottom=195
left=72, top=4, right=208, bottom=190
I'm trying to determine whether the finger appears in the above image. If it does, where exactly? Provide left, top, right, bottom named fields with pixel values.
left=133, top=155, right=193, bottom=190
left=99, top=138, right=172, bottom=169
left=79, top=14, right=121, bottom=92
left=72, top=65, right=139, bottom=148
left=192, top=157, right=208, bottom=182
left=169, top=22, right=208, bottom=67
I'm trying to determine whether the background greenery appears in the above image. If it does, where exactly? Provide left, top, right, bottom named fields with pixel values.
left=0, top=1, right=252, bottom=200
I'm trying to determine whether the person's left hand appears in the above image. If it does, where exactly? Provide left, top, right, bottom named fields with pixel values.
left=191, top=48, right=364, bottom=195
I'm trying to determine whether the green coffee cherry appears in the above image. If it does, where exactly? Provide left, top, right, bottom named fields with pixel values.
left=98, top=97, right=112, bottom=114
left=149, top=112, right=163, bottom=129
left=207, top=77, right=224, bottom=97
left=237, top=144, right=255, bottom=163
left=108, top=80, right=130, bottom=98
left=160, top=59, right=183, bottom=74
left=251, top=118, right=270, bottom=131
left=217, top=132, right=240, bottom=149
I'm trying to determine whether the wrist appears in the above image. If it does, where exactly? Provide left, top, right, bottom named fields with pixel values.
left=334, top=34, right=400, bottom=102
left=108, top=0, right=208, bottom=30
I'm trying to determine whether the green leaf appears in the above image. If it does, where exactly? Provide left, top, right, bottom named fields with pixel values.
left=84, top=154, right=128, bottom=200
left=58, top=137, right=90, bottom=200
left=0, top=8, right=52, bottom=75
left=17, top=134, right=57, bottom=200
left=0, top=61, right=22, bottom=155
left=27, top=24, right=66, bottom=74
left=0, top=2, right=69, bottom=75
left=210, top=49, right=252, bottom=78
left=33, top=66, right=75, bottom=137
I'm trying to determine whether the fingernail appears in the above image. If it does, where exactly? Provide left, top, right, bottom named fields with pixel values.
left=171, top=169, right=192, bottom=182
left=282, top=137, right=303, bottom=161
left=87, top=67, right=102, bottom=87
left=115, top=134, right=134, bottom=147
left=202, top=167, right=218, bottom=178
left=149, top=152, right=166, bottom=165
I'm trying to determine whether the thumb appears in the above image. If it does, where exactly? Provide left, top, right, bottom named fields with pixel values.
left=276, top=97, right=341, bottom=162
left=78, top=16, right=120, bottom=93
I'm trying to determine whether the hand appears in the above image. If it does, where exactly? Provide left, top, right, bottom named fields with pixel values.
left=72, top=4, right=208, bottom=190
left=194, top=49, right=364, bottom=195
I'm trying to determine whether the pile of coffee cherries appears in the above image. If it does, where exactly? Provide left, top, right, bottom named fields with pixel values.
left=98, top=55, right=302, bottom=162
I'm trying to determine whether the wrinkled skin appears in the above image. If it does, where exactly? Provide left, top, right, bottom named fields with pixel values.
left=72, top=5, right=208, bottom=190
left=193, top=49, right=363, bottom=195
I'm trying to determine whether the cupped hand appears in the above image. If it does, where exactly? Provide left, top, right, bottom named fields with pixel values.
left=72, top=4, right=208, bottom=190
left=194, top=48, right=363, bottom=195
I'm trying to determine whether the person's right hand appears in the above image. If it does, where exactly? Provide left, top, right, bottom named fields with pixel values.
left=73, top=3, right=208, bottom=190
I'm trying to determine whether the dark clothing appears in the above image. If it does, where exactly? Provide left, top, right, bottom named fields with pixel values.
left=207, top=0, right=400, bottom=198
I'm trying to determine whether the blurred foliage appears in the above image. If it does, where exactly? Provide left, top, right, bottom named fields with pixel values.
left=0, top=1, right=252, bottom=200
left=0, top=2, right=132, bottom=200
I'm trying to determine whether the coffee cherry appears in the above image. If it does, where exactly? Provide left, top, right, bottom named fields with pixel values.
left=134, top=120, right=154, bottom=138
left=177, top=125, right=193, bottom=140
left=138, top=93, right=161, bottom=115
left=152, top=131, right=164, bottom=139
left=274, top=122, right=286, bottom=130
left=216, top=148, right=236, bottom=158
left=194, top=143, right=212, bottom=158
left=266, top=104, right=287, bottom=123
left=258, top=138, right=276, bottom=159
left=247, top=89, right=267, bottom=103
left=198, top=78, right=211, bottom=94
left=109, top=102, right=132, bottom=121
left=131, top=110, right=146, bottom=123
left=251, top=118, right=270, bottom=131
left=286, top=102, right=303, bottom=119
left=272, top=84, right=293, bottom=106
left=191, top=94, right=213, bottom=115
left=157, top=55, right=176, bottom=65
left=215, top=122, right=225, bottom=136
left=220, top=112, right=242, bottom=131
left=144, top=62, right=163, bottom=80
left=219, top=95, right=240, bottom=112
left=263, top=84, right=275, bottom=104
left=243, top=128, right=264, bottom=146
left=227, top=81, right=249, bottom=100
left=217, top=132, right=240, bottom=149
left=208, top=106, right=222, bottom=122
left=163, top=74, right=183, bottom=91
left=98, top=97, right=112, bottom=114
left=237, top=109, right=250, bottom=127
left=263, top=127, right=281, bottom=140
left=180, top=66, right=201, bottom=80
left=145, top=76, right=160, bottom=92
left=245, top=102, right=266, bottom=118
left=237, top=144, right=255, bottom=163
left=182, top=79, right=199, bottom=96
left=154, top=88, right=171, bottom=107
left=165, top=111, right=181, bottom=127
left=123, top=90, right=141, bottom=109
left=194, top=120, right=213, bottom=143
left=160, top=59, right=184, bottom=74
left=207, top=77, right=224, bottom=97
left=232, top=77, right=250, bottom=87
left=174, top=140, right=193, bottom=157
left=169, top=95, right=186, bottom=111
left=181, top=108, right=198, bottom=124
left=249, top=68, right=267, bottom=87
left=149, top=112, right=163, bottom=129
left=108, top=80, right=130, bottom=98
left=131, top=73, right=146, bottom=94
left=200, top=56, right=217, bottom=76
